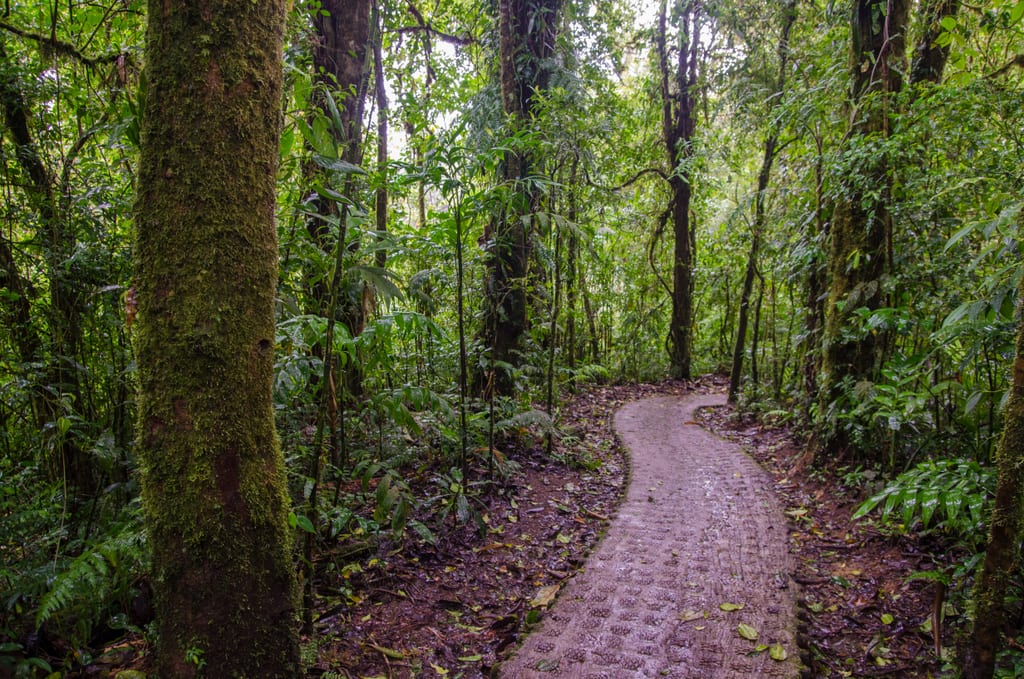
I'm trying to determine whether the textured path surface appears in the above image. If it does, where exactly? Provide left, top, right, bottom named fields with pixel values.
left=501, top=392, right=800, bottom=678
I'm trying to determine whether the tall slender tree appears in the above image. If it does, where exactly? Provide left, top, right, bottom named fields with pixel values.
left=729, top=0, right=798, bottom=401
left=657, top=0, right=704, bottom=380
left=478, top=0, right=561, bottom=396
left=133, top=0, right=301, bottom=674
left=0, top=36, right=94, bottom=492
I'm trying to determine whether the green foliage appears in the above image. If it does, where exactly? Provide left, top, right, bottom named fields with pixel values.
left=34, top=516, right=148, bottom=648
left=852, top=458, right=994, bottom=548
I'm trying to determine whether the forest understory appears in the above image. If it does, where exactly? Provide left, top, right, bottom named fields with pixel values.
left=55, top=377, right=973, bottom=679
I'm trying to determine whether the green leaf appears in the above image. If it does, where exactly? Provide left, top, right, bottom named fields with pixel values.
left=881, top=613, right=894, bottom=625
left=347, top=265, right=405, bottom=302
left=770, top=643, right=788, bottom=661
left=719, top=602, right=744, bottom=612
left=737, top=623, right=759, bottom=641
left=293, top=513, right=315, bottom=534
left=313, top=156, right=365, bottom=175
left=1011, top=1, right=1024, bottom=25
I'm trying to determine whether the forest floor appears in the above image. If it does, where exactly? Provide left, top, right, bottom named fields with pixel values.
left=302, top=376, right=961, bottom=678
left=79, top=377, right=963, bottom=678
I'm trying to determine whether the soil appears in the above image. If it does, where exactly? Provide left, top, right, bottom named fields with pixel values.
left=499, top=390, right=800, bottom=678
left=696, top=402, right=961, bottom=678
left=70, top=376, right=961, bottom=678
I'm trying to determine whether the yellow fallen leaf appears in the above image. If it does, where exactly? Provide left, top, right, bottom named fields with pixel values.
left=530, top=584, right=561, bottom=608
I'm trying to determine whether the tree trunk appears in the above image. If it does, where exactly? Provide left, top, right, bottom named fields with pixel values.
left=307, top=0, right=372, bottom=401
left=657, top=0, right=702, bottom=380
left=965, top=272, right=1024, bottom=679
left=0, top=36, right=93, bottom=492
left=819, top=0, right=909, bottom=454
left=373, top=0, right=389, bottom=270
left=803, top=131, right=827, bottom=409
left=910, top=0, right=959, bottom=85
left=133, top=0, right=301, bottom=675
left=478, top=0, right=560, bottom=397
left=729, top=0, right=796, bottom=402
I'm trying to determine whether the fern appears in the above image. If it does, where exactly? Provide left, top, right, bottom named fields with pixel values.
left=495, top=408, right=555, bottom=437
left=35, top=520, right=148, bottom=645
left=852, top=457, right=994, bottom=547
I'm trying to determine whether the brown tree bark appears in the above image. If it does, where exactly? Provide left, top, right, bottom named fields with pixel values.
left=657, top=0, right=702, bottom=380
left=306, top=0, right=373, bottom=401
left=133, top=0, right=301, bottom=674
left=819, top=0, right=909, bottom=455
left=478, top=0, right=561, bottom=396
left=965, top=270, right=1024, bottom=679
left=910, top=0, right=959, bottom=85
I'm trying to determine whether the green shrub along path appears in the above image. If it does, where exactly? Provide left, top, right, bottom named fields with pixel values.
left=500, top=391, right=801, bottom=678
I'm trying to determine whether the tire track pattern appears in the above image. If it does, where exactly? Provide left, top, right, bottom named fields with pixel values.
left=501, top=393, right=800, bottom=678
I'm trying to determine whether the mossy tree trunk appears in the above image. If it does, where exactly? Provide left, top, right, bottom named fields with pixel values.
left=965, top=272, right=1024, bottom=679
left=819, top=0, right=909, bottom=454
left=133, top=0, right=300, bottom=675
left=478, top=0, right=561, bottom=397
left=657, top=0, right=702, bottom=380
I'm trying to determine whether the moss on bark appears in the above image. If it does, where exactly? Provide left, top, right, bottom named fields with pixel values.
left=133, top=0, right=300, bottom=675
left=965, top=269, right=1024, bottom=679
left=818, top=0, right=909, bottom=456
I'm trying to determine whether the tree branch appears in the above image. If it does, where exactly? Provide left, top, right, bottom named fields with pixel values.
left=0, top=20, right=128, bottom=66
left=986, top=53, right=1024, bottom=80
left=584, top=166, right=668, bottom=192
left=399, top=3, right=473, bottom=47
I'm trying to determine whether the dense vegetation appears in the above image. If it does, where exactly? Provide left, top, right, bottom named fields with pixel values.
left=1, top=0, right=1023, bottom=675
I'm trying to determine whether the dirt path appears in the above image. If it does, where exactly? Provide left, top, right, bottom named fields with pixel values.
left=500, top=392, right=801, bottom=678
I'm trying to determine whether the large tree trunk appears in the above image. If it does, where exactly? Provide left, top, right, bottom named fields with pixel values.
left=478, top=0, right=560, bottom=397
left=658, top=0, right=702, bottom=380
left=819, top=0, right=909, bottom=454
left=965, top=270, right=1024, bottom=679
left=133, top=0, right=301, bottom=675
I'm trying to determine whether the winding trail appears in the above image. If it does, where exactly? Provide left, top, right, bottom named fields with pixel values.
left=501, top=392, right=801, bottom=678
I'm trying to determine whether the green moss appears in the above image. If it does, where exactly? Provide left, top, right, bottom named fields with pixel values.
left=133, top=0, right=298, bottom=675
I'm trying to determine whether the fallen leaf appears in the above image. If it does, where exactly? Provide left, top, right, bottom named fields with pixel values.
left=770, top=643, right=788, bottom=661
left=737, top=623, right=759, bottom=641
left=678, top=609, right=704, bottom=622
left=530, top=584, right=561, bottom=608
left=719, top=602, right=745, bottom=612
left=369, top=643, right=405, bottom=660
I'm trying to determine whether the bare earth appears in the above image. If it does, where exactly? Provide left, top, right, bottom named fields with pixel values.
left=500, top=392, right=802, bottom=678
